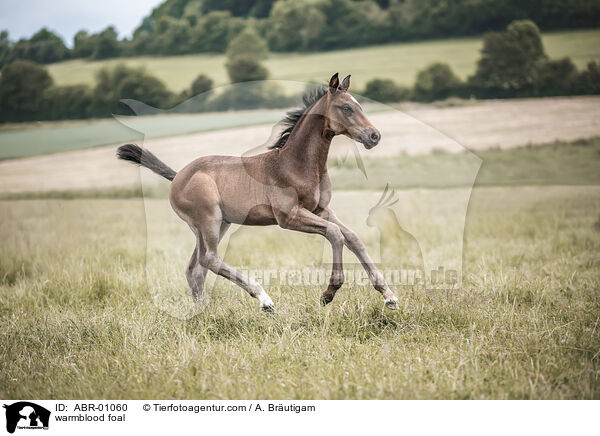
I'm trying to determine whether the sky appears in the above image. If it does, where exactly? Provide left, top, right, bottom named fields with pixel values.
left=0, top=0, right=164, bottom=46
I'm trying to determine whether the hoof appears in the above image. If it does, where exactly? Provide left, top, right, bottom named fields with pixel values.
left=385, top=298, right=399, bottom=310
left=261, top=304, right=275, bottom=313
left=320, top=293, right=334, bottom=306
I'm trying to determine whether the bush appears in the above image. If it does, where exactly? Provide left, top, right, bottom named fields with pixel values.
left=190, top=74, right=214, bottom=95
left=0, top=60, right=53, bottom=122
left=42, top=85, right=94, bottom=120
left=363, top=79, right=409, bottom=103
left=175, top=73, right=215, bottom=109
left=413, top=63, right=462, bottom=102
left=226, top=55, right=269, bottom=83
left=533, top=58, right=577, bottom=97
left=575, top=61, right=600, bottom=95
left=206, top=82, right=293, bottom=111
left=92, top=64, right=174, bottom=116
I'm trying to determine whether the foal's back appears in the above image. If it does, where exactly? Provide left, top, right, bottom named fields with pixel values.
left=169, top=151, right=282, bottom=226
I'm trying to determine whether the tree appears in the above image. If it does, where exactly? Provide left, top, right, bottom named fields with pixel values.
left=190, top=11, right=245, bottom=52
left=363, top=78, right=409, bottom=102
left=413, top=63, right=462, bottom=101
left=469, top=20, right=547, bottom=97
left=0, top=30, right=13, bottom=68
left=10, top=28, right=69, bottom=64
left=91, top=27, right=121, bottom=59
left=226, top=26, right=269, bottom=61
left=72, top=30, right=95, bottom=58
left=316, top=0, right=374, bottom=48
left=249, top=0, right=277, bottom=17
left=202, top=0, right=260, bottom=16
left=0, top=60, right=53, bottom=122
left=154, top=18, right=191, bottom=54
left=266, top=0, right=326, bottom=51
left=226, top=55, right=269, bottom=83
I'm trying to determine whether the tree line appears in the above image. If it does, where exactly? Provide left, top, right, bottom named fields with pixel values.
left=364, top=20, right=600, bottom=102
left=1, top=20, right=599, bottom=123
left=1, top=0, right=600, bottom=67
left=0, top=27, right=290, bottom=123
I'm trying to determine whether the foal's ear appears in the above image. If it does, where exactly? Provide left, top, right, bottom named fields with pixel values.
left=340, top=74, right=351, bottom=92
left=329, top=73, right=340, bottom=93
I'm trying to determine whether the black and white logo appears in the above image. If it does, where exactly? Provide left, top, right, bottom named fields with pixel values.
left=3, top=402, right=50, bottom=433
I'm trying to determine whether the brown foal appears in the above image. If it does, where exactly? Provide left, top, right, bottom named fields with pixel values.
left=117, top=73, right=399, bottom=312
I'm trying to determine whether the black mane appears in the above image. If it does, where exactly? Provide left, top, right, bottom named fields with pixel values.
left=270, top=86, right=328, bottom=149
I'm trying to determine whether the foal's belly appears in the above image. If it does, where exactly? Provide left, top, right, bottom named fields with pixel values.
left=221, top=186, right=323, bottom=225
left=237, top=205, right=278, bottom=226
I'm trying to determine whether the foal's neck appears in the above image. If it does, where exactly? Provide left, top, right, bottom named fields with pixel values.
left=280, top=97, right=333, bottom=178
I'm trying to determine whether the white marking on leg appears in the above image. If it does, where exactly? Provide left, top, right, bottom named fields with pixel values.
left=250, top=278, right=273, bottom=308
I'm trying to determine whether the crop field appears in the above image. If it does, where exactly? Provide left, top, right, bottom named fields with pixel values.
left=0, top=183, right=598, bottom=399
left=46, top=29, right=600, bottom=93
left=0, top=109, right=284, bottom=160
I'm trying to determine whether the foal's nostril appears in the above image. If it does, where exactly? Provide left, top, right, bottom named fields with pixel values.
left=370, top=132, right=380, bottom=143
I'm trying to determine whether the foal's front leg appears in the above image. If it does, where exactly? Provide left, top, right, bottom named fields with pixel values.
left=318, top=207, right=399, bottom=309
left=275, top=206, right=345, bottom=305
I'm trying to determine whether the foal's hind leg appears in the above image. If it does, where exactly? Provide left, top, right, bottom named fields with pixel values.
left=186, top=245, right=203, bottom=302
left=195, top=215, right=274, bottom=312
left=186, top=222, right=230, bottom=302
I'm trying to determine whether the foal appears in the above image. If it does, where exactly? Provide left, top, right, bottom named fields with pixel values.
left=118, top=73, right=399, bottom=311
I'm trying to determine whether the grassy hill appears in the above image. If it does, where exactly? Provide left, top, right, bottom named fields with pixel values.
left=47, top=29, right=600, bottom=93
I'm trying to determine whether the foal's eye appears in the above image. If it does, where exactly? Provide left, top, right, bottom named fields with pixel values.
left=341, top=105, right=353, bottom=115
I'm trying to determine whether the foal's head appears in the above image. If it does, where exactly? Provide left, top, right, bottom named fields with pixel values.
left=324, top=72, right=381, bottom=149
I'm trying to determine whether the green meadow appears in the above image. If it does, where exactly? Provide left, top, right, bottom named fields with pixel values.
left=0, top=184, right=598, bottom=399
left=47, top=29, right=600, bottom=93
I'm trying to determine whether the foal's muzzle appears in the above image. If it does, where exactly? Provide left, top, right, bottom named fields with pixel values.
left=360, top=128, right=381, bottom=149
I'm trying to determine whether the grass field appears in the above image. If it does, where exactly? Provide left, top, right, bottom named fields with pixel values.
left=330, top=138, right=600, bottom=189
left=47, top=29, right=600, bottom=93
left=2, top=137, right=598, bottom=200
left=0, top=184, right=598, bottom=399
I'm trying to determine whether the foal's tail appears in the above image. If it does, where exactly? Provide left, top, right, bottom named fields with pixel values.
left=116, top=144, right=177, bottom=181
